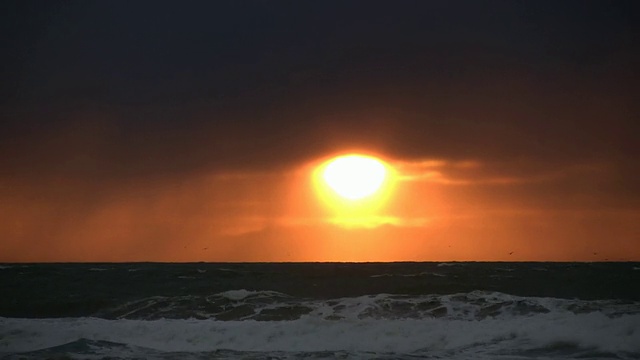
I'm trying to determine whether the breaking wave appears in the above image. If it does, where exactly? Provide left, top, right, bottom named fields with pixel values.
left=91, top=290, right=640, bottom=321
left=2, top=291, right=639, bottom=359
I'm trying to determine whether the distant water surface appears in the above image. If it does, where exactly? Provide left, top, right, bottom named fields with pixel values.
left=1, top=262, right=639, bottom=359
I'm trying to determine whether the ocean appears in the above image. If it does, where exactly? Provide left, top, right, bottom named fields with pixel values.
left=1, top=262, right=639, bottom=359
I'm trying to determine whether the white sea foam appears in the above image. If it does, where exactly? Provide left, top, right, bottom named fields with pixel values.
left=1, top=312, right=639, bottom=357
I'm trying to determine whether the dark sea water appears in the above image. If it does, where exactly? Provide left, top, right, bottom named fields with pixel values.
left=1, top=262, right=639, bottom=359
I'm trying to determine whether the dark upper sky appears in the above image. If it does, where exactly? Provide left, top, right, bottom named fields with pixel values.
left=0, top=1, right=639, bottom=262
left=3, top=0, right=637, bottom=177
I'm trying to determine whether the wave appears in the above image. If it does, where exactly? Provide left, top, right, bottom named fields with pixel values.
left=3, top=291, right=639, bottom=359
left=437, top=262, right=465, bottom=267
left=218, top=289, right=290, bottom=301
left=2, top=311, right=639, bottom=359
left=92, top=290, right=640, bottom=321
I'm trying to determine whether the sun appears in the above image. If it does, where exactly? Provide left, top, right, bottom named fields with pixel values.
left=312, top=153, right=397, bottom=228
left=322, top=155, right=388, bottom=200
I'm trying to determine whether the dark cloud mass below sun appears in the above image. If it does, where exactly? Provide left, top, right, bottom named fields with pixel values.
left=0, top=0, right=638, bottom=261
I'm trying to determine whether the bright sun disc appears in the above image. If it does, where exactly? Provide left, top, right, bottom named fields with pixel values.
left=322, top=155, right=388, bottom=200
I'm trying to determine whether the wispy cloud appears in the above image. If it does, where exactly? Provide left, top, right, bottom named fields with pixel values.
left=326, top=216, right=431, bottom=229
left=395, top=158, right=607, bottom=186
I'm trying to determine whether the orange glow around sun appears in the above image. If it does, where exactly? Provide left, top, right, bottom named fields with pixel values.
left=313, top=153, right=396, bottom=228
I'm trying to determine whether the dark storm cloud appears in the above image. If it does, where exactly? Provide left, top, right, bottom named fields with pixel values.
left=1, top=1, right=637, bottom=189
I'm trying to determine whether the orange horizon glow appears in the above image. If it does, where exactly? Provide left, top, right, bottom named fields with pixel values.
left=0, top=152, right=638, bottom=263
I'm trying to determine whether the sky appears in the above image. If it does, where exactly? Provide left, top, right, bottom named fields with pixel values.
left=1, top=0, right=638, bottom=262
